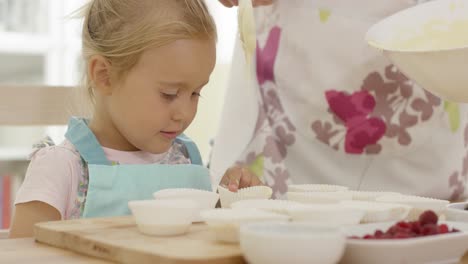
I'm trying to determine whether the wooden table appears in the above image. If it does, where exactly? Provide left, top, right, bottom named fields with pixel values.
left=1, top=237, right=468, bottom=264
left=0, top=238, right=111, bottom=263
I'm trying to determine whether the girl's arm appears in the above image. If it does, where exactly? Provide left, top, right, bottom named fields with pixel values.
left=9, top=143, right=81, bottom=238
left=9, top=201, right=61, bottom=238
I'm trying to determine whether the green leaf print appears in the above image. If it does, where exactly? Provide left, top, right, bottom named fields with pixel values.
left=444, top=101, right=460, bottom=132
left=319, top=9, right=331, bottom=23
left=248, top=154, right=264, bottom=180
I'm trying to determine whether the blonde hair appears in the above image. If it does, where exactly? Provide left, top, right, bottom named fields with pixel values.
left=78, top=0, right=216, bottom=105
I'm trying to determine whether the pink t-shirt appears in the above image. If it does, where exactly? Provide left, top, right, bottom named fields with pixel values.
left=15, top=139, right=190, bottom=219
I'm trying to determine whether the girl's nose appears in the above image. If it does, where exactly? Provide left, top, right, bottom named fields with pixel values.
left=171, top=98, right=193, bottom=122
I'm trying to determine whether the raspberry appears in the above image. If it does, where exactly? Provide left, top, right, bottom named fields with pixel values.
left=394, top=232, right=410, bottom=239
left=387, top=226, right=399, bottom=235
left=363, top=234, right=374, bottom=239
left=410, top=221, right=422, bottom=234
left=419, top=210, right=438, bottom=226
left=422, top=224, right=438, bottom=235
left=438, top=224, right=449, bottom=234
left=397, top=221, right=411, bottom=229
left=374, top=230, right=384, bottom=238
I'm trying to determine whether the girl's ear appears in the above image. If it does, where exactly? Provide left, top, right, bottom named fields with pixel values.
left=88, top=55, right=113, bottom=96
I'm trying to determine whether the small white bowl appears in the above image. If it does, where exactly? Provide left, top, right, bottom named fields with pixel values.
left=446, top=202, right=468, bottom=222
left=231, top=199, right=302, bottom=215
left=345, top=190, right=401, bottom=202
left=375, top=194, right=449, bottom=220
left=153, top=188, right=219, bottom=222
left=342, top=221, right=468, bottom=264
left=200, top=208, right=289, bottom=243
left=240, top=222, right=346, bottom=264
left=288, top=184, right=349, bottom=193
left=287, top=191, right=353, bottom=204
left=340, top=200, right=411, bottom=223
left=286, top=204, right=365, bottom=225
left=128, top=199, right=198, bottom=236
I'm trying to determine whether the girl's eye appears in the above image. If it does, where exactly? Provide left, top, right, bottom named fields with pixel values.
left=192, top=92, right=202, bottom=97
left=161, top=92, right=178, bottom=100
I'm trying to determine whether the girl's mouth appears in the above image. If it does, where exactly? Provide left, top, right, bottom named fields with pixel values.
left=160, top=131, right=178, bottom=139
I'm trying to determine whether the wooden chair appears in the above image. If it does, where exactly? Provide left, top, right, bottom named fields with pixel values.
left=0, top=85, right=84, bottom=126
left=0, top=85, right=84, bottom=238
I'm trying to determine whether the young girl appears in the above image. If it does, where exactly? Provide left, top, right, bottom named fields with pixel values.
left=9, top=0, right=261, bottom=238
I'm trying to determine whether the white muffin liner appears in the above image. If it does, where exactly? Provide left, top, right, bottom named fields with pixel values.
left=153, top=188, right=220, bottom=222
left=376, top=195, right=449, bottom=220
left=445, top=202, right=468, bottom=222
left=286, top=203, right=365, bottom=225
left=344, top=190, right=401, bottom=201
left=340, top=200, right=411, bottom=223
left=231, top=199, right=302, bottom=215
left=218, top=185, right=273, bottom=208
left=288, top=184, right=349, bottom=193
left=287, top=191, right=353, bottom=204
left=200, top=208, right=289, bottom=243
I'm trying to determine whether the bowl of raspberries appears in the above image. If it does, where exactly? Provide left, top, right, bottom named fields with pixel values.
left=340, top=210, right=468, bottom=264
left=350, top=210, right=459, bottom=239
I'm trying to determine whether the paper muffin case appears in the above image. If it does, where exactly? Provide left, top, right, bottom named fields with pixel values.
left=344, top=191, right=401, bottom=202
left=230, top=199, right=303, bottom=215
left=375, top=195, right=449, bottom=221
left=287, top=184, right=349, bottom=193
left=286, top=203, right=365, bottom=226
left=340, top=200, right=412, bottom=223
left=218, top=185, right=273, bottom=208
left=153, top=188, right=220, bottom=222
left=200, top=208, right=289, bottom=243
left=287, top=191, right=353, bottom=204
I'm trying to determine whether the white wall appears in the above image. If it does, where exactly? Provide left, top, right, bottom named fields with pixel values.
left=184, top=2, right=238, bottom=164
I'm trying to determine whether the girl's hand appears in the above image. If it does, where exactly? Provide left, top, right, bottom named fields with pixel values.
left=219, top=166, right=263, bottom=192
left=219, top=0, right=274, bottom=8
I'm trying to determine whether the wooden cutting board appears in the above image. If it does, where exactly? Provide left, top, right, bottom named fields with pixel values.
left=31, top=216, right=468, bottom=264
left=34, top=216, right=245, bottom=264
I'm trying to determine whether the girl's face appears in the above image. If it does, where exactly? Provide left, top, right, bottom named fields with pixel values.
left=106, top=38, right=216, bottom=153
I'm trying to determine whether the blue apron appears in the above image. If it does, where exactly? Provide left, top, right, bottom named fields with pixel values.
left=64, top=117, right=212, bottom=218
